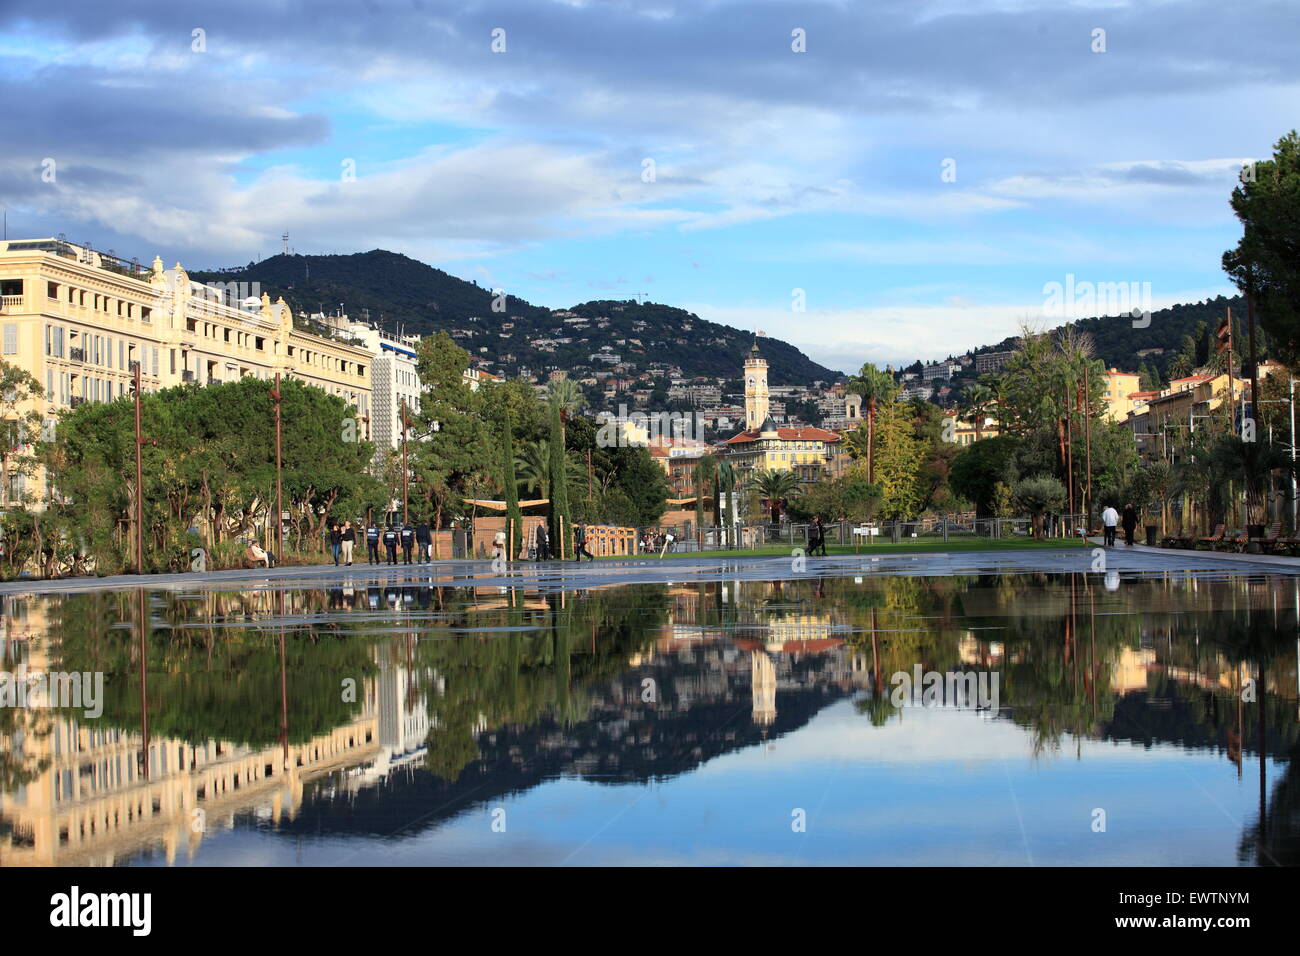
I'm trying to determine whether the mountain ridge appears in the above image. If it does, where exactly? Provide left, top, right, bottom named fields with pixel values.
left=189, top=250, right=840, bottom=385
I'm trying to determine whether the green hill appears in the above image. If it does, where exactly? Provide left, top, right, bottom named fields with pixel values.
left=190, top=250, right=839, bottom=385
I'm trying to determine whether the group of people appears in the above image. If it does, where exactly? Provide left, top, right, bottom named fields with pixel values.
left=328, top=520, right=435, bottom=566
left=1099, top=503, right=1141, bottom=547
left=639, top=530, right=675, bottom=554
left=530, top=522, right=595, bottom=561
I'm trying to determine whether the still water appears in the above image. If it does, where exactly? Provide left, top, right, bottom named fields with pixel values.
left=2, top=570, right=1297, bottom=866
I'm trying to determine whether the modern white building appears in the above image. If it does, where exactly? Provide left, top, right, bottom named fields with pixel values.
left=347, top=320, right=421, bottom=455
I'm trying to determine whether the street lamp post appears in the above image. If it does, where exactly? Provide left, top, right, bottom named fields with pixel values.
left=272, top=373, right=284, bottom=561
left=132, top=362, right=145, bottom=574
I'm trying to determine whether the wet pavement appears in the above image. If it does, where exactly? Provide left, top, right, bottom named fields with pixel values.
left=3, top=545, right=1297, bottom=597
left=3, top=547, right=1298, bottom=867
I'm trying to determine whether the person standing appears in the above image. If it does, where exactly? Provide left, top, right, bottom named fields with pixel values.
left=535, top=523, right=550, bottom=561
left=1121, top=503, right=1139, bottom=547
left=400, top=522, right=415, bottom=564
left=340, top=521, right=355, bottom=566
left=383, top=524, right=399, bottom=565
left=328, top=523, right=342, bottom=566
left=366, top=521, right=380, bottom=564
left=416, top=521, right=432, bottom=563
left=1101, top=503, right=1119, bottom=547
left=573, top=523, right=594, bottom=562
left=493, top=527, right=508, bottom=562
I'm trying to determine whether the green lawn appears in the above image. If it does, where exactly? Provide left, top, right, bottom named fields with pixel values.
left=602, top=537, right=1090, bottom=560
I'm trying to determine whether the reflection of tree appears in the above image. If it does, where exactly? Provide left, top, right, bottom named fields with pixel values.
left=1239, top=744, right=1300, bottom=866
left=418, top=586, right=665, bottom=783
left=38, top=590, right=378, bottom=747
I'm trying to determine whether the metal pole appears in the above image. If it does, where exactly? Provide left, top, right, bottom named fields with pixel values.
left=1291, top=378, right=1297, bottom=531
left=401, top=398, right=409, bottom=525
left=134, top=362, right=144, bottom=574
left=273, top=373, right=284, bottom=562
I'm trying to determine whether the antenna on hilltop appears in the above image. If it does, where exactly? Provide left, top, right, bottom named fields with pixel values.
left=282, top=233, right=289, bottom=256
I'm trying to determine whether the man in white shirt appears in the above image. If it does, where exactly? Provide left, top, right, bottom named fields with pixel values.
left=1100, top=505, right=1119, bottom=547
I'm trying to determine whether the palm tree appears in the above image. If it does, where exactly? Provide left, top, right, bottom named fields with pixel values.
left=717, top=459, right=736, bottom=548
left=848, top=363, right=898, bottom=482
left=748, top=468, right=800, bottom=523
left=546, top=378, right=584, bottom=438
left=514, top=439, right=550, bottom=497
left=1208, top=435, right=1294, bottom=530
left=694, top=453, right=717, bottom=542
left=964, top=383, right=995, bottom=441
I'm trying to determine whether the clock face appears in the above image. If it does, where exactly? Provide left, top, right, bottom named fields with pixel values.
left=746, top=378, right=754, bottom=388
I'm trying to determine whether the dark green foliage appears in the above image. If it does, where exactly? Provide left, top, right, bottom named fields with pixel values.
left=190, top=254, right=838, bottom=384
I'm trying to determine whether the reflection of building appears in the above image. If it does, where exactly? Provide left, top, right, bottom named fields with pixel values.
left=751, top=652, right=776, bottom=725
left=0, top=639, right=443, bottom=866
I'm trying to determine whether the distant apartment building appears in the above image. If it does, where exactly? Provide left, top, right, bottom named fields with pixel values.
left=975, top=350, right=1014, bottom=374
left=922, top=361, right=961, bottom=382
left=0, top=238, right=372, bottom=502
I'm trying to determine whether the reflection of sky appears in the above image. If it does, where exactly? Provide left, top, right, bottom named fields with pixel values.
left=148, top=700, right=1278, bottom=867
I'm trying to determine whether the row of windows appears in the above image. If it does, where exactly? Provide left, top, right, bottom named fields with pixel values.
left=43, top=323, right=158, bottom=375
left=46, top=281, right=151, bottom=322
left=286, top=343, right=366, bottom=378
left=188, top=317, right=267, bottom=353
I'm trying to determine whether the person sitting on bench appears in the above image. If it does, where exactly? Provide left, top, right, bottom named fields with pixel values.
left=245, top=541, right=273, bottom=568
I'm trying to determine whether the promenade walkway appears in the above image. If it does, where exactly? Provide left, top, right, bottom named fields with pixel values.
left=2, top=543, right=1297, bottom=597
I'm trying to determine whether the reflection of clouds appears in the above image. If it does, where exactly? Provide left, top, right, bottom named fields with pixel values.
left=709, top=700, right=1215, bottom=767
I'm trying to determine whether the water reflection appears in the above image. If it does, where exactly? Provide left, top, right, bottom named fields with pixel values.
left=1, top=571, right=1297, bottom=866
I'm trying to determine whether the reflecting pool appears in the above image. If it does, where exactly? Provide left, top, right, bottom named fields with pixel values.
left=2, top=569, right=1298, bottom=866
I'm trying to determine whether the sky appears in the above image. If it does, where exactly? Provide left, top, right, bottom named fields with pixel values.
left=1, top=0, right=1297, bottom=374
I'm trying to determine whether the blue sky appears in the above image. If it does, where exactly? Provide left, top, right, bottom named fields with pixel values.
left=2, top=0, right=1297, bottom=373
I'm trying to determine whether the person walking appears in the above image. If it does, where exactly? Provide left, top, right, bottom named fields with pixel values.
left=809, top=516, right=827, bottom=557
left=1121, top=503, right=1139, bottom=547
left=328, top=523, right=342, bottom=566
left=400, top=522, right=415, bottom=564
left=573, top=522, right=595, bottom=562
left=416, top=521, right=432, bottom=562
left=340, top=521, right=355, bottom=566
left=1101, top=503, right=1119, bottom=547
left=535, top=523, right=550, bottom=561
left=366, top=521, right=380, bottom=564
left=383, top=524, right=399, bottom=565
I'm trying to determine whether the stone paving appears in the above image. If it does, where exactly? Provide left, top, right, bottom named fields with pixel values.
left=2, top=543, right=1296, bottom=597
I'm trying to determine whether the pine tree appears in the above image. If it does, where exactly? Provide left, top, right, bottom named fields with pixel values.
left=547, top=402, right=571, bottom=558
left=501, top=411, right=522, bottom=561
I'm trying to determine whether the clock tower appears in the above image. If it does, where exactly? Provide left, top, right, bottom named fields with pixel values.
left=744, top=339, right=769, bottom=431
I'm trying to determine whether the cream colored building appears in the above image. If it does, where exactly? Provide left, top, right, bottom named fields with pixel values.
left=1101, top=368, right=1142, bottom=422
left=0, top=238, right=372, bottom=500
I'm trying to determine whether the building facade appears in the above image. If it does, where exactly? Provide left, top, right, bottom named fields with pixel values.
left=0, top=238, right=373, bottom=500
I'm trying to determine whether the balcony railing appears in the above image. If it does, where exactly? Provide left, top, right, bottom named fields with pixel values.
left=0, top=295, right=24, bottom=313
left=68, top=347, right=86, bottom=363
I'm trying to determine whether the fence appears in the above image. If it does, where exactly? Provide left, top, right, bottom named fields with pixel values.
left=637, top=513, right=1091, bottom=553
